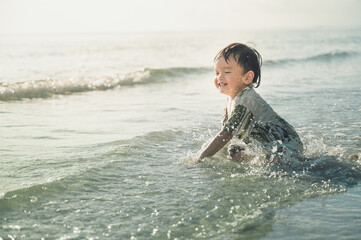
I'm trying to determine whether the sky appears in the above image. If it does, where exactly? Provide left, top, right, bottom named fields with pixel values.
left=1, top=0, right=361, bottom=34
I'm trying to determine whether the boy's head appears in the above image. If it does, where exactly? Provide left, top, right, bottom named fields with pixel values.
left=214, top=43, right=262, bottom=89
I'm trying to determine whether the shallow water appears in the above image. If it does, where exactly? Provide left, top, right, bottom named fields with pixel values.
left=1, top=28, right=361, bottom=239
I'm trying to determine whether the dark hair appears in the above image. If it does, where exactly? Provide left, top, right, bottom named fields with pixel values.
left=214, top=43, right=262, bottom=88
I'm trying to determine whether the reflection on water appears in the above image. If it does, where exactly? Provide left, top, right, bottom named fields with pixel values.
left=1, top=28, right=361, bottom=239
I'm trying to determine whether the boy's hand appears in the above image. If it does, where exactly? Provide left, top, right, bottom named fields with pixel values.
left=195, top=156, right=206, bottom=164
left=195, top=157, right=203, bottom=164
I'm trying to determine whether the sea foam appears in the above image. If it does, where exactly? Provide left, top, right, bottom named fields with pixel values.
left=0, top=67, right=210, bottom=101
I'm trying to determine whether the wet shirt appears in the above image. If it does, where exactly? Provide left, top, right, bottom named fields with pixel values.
left=221, top=86, right=303, bottom=155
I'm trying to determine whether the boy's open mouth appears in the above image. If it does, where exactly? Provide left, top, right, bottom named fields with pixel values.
left=218, top=83, right=227, bottom=87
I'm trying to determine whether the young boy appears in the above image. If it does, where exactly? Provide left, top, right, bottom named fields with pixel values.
left=196, top=43, right=303, bottom=163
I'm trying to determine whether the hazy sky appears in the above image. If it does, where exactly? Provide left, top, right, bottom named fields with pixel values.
left=1, top=0, right=360, bottom=34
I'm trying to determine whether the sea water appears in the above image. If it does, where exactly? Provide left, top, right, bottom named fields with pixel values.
left=0, top=28, right=360, bottom=239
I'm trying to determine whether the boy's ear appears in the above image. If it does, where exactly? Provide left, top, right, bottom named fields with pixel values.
left=244, top=71, right=254, bottom=85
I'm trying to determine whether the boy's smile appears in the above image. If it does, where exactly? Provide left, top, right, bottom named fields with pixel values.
left=214, top=56, right=250, bottom=99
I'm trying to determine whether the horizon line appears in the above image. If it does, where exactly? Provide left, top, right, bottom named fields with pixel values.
left=1, top=25, right=361, bottom=36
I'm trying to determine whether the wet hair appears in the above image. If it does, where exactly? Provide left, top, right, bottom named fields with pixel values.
left=214, top=43, right=262, bottom=88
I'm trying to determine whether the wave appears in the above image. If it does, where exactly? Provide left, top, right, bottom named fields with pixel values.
left=0, top=50, right=356, bottom=102
left=0, top=67, right=211, bottom=101
left=0, top=128, right=190, bottom=212
left=1, top=127, right=360, bottom=213
left=264, top=50, right=357, bottom=66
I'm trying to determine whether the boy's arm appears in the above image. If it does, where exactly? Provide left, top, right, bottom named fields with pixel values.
left=196, top=130, right=233, bottom=163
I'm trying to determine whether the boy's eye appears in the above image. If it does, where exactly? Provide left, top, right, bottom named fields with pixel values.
left=225, top=72, right=231, bottom=74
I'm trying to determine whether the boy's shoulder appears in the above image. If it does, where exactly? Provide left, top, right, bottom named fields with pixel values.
left=234, top=86, right=261, bottom=107
left=234, top=86, right=275, bottom=119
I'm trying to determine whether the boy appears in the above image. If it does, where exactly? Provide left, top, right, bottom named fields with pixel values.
left=196, top=43, right=303, bottom=163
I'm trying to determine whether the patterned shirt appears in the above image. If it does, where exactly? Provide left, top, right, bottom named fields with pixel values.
left=222, top=86, right=303, bottom=156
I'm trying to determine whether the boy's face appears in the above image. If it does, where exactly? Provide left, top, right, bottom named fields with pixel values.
left=214, top=56, right=251, bottom=99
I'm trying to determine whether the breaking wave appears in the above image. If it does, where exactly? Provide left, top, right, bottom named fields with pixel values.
left=264, top=50, right=357, bottom=66
left=0, top=67, right=210, bottom=101
left=1, top=50, right=356, bottom=102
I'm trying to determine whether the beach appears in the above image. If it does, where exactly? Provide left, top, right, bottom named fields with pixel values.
left=1, top=28, right=361, bottom=239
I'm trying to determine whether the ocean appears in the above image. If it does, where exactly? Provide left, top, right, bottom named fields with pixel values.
left=1, top=28, right=360, bottom=239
